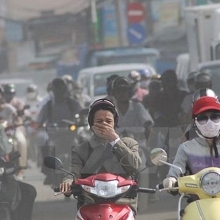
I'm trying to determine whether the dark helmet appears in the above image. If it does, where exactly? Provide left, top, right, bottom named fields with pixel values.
left=111, top=76, right=133, bottom=97
left=27, top=84, right=38, bottom=93
left=160, top=69, right=177, bottom=82
left=112, top=76, right=132, bottom=90
left=106, top=74, right=119, bottom=94
left=192, top=88, right=217, bottom=104
left=4, top=83, right=15, bottom=94
left=88, top=98, right=119, bottom=128
left=187, top=71, right=198, bottom=84
left=51, top=78, right=67, bottom=91
left=194, top=72, right=212, bottom=90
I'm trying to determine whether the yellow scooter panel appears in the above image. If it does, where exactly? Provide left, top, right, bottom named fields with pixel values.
left=183, top=198, right=220, bottom=220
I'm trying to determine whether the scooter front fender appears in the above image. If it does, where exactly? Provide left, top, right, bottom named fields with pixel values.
left=183, top=198, right=220, bottom=220
left=76, top=203, right=135, bottom=220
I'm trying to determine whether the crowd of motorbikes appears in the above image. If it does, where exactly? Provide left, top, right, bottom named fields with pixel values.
left=0, top=90, right=217, bottom=220
left=1, top=104, right=216, bottom=219
left=0, top=101, right=216, bottom=219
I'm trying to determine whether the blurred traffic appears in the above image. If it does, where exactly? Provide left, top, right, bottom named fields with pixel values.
left=0, top=0, right=220, bottom=220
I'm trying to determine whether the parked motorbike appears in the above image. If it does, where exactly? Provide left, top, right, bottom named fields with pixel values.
left=0, top=150, right=21, bottom=220
left=44, top=156, right=156, bottom=220
left=150, top=148, right=220, bottom=220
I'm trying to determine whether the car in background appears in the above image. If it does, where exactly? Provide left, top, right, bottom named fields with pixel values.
left=86, top=47, right=160, bottom=70
left=77, top=63, right=157, bottom=102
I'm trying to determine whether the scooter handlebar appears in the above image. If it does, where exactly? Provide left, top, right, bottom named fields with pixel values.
left=137, top=187, right=156, bottom=194
left=156, top=184, right=164, bottom=190
left=54, top=187, right=60, bottom=193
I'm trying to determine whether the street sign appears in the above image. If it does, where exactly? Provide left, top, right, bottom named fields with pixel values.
left=127, top=2, right=145, bottom=23
left=127, top=23, right=146, bottom=45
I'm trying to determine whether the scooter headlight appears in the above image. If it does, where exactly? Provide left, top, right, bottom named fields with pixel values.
left=200, top=171, right=220, bottom=196
left=82, top=180, right=130, bottom=198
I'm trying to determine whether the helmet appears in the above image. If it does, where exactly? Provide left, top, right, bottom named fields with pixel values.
left=4, top=83, right=15, bottom=94
left=61, top=74, right=73, bottom=83
left=138, top=69, right=153, bottom=79
left=194, top=72, right=212, bottom=90
left=51, top=78, right=67, bottom=91
left=112, top=76, right=132, bottom=90
left=106, top=74, right=119, bottom=94
left=111, top=76, right=133, bottom=97
left=187, top=71, right=198, bottom=83
left=192, top=96, right=220, bottom=116
left=160, top=69, right=177, bottom=83
left=51, top=78, right=67, bottom=99
left=192, top=88, right=217, bottom=103
left=27, top=84, right=38, bottom=93
left=128, top=71, right=141, bottom=82
left=88, top=98, right=119, bottom=128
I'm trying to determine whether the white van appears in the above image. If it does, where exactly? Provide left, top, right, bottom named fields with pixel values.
left=77, top=63, right=157, bottom=102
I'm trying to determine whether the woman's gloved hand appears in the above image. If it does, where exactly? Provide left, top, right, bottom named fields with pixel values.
left=163, top=177, right=177, bottom=189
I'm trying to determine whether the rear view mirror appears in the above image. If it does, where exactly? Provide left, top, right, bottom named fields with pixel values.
left=44, top=156, right=63, bottom=170
left=150, top=148, right=167, bottom=166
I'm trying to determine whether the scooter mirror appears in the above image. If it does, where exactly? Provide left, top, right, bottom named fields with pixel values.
left=150, top=148, right=167, bottom=166
left=44, top=156, right=63, bottom=170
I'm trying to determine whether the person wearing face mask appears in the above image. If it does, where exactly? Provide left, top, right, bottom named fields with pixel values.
left=25, top=84, right=43, bottom=168
left=25, top=84, right=42, bottom=121
left=162, top=93, right=220, bottom=200
left=183, top=88, right=217, bottom=142
left=128, top=70, right=148, bottom=102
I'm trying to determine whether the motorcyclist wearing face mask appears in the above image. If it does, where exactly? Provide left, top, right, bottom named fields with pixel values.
left=25, top=84, right=42, bottom=121
left=25, top=84, right=43, bottom=168
left=128, top=70, right=148, bottom=102
left=163, top=93, right=220, bottom=192
left=0, top=85, right=28, bottom=179
left=183, top=88, right=217, bottom=141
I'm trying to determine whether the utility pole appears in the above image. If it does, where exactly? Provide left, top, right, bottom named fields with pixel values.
left=115, top=0, right=127, bottom=47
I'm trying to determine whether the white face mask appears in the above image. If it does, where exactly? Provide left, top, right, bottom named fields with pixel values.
left=140, top=80, right=150, bottom=89
left=67, top=83, right=73, bottom=92
left=195, top=119, right=220, bottom=138
left=27, top=92, right=37, bottom=100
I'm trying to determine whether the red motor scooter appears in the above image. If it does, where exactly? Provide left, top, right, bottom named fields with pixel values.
left=44, top=156, right=156, bottom=220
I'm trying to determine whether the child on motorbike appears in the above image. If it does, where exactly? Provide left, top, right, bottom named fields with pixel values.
left=163, top=90, right=220, bottom=194
left=59, top=98, right=142, bottom=212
